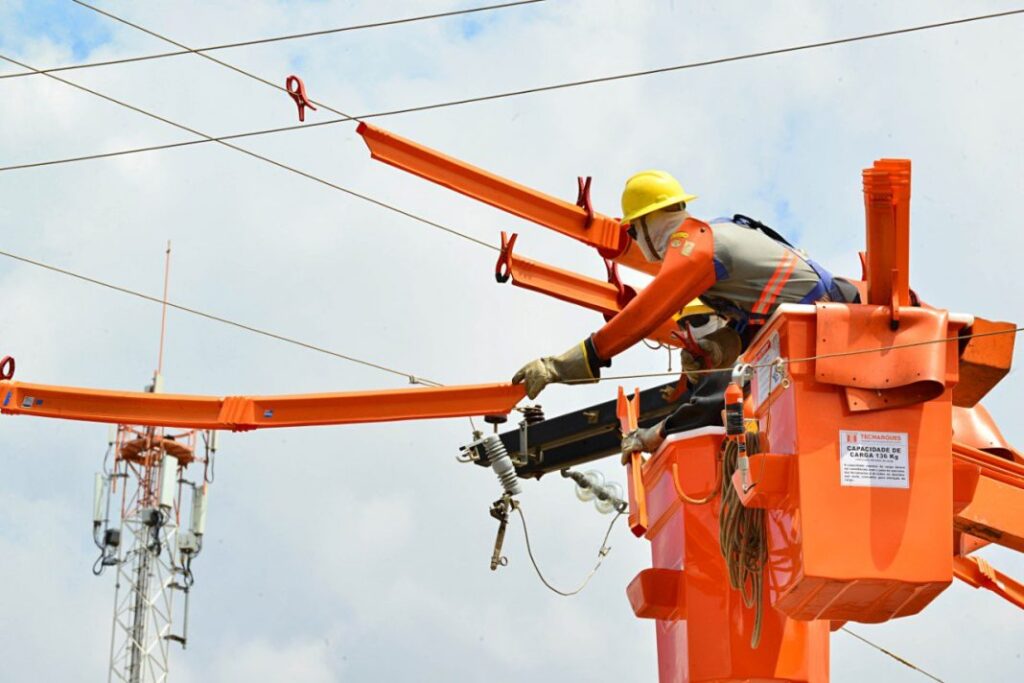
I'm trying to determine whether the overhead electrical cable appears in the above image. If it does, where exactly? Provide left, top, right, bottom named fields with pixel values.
left=3, top=7, right=1024, bottom=174
left=0, top=51, right=497, bottom=251
left=841, top=627, right=946, bottom=682
left=0, top=0, right=545, bottom=81
left=0, top=247, right=441, bottom=387
left=72, top=0, right=358, bottom=121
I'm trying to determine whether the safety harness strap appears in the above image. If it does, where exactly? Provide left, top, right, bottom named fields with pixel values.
left=703, top=215, right=846, bottom=330
left=732, top=214, right=845, bottom=323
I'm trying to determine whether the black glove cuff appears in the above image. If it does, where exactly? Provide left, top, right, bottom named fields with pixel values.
left=584, top=336, right=611, bottom=376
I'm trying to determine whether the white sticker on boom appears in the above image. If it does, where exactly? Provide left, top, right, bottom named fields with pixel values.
left=839, top=430, right=909, bottom=489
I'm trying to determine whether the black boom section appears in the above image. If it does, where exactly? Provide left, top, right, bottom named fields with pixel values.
left=487, top=382, right=680, bottom=479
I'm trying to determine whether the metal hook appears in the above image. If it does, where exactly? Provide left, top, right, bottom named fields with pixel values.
left=731, top=362, right=753, bottom=387
left=285, top=75, right=317, bottom=122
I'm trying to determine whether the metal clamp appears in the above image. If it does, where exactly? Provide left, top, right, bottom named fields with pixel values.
left=731, top=362, right=753, bottom=388
left=489, top=494, right=515, bottom=570
left=771, top=357, right=791, bottom=389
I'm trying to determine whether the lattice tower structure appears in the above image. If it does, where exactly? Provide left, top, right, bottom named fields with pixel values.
left=100, top=418, right=209, bottom=683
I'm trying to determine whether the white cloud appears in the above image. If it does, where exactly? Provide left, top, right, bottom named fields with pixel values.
left=1, top=0, right=1023, bottom=681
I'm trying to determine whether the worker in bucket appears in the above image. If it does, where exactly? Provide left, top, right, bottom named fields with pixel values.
left=512, top=169, right=858, bottom=452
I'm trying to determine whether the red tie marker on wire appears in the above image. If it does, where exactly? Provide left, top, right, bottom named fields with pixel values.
left=285, top=75, right=317, bottom=122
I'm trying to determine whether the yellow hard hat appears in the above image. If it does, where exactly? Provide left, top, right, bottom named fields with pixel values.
left=621, top=170, right=697, bottom=223
left=673, top=299, right=714, bottom=321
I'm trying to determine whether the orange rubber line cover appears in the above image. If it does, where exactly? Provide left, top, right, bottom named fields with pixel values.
left=357, top=122, right=626, bottom=254
left=0, top=380, right=524, bottom=431
left=617, top=386, right=648, bottom=537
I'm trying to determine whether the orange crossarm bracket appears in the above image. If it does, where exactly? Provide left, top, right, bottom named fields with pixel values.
left=496, top=232, right=681, bottom=346
left=617, top=386, right=648, bottom=537
left=953, top=555, right=1024, bottom=611
left=357, top=122, right=643, bottom=262
left=0, top=380, right=524, bottom=432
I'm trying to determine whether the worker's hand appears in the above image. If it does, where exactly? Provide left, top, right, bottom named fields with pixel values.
left=681, top=327, right=743, bottom=378
left=620, top=421, right=666, bottom=464
left=511, top=341, right=597, bottom=399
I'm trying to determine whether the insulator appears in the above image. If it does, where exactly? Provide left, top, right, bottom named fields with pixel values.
left=574, top=470, right=604, bottom=503
left=522, top=405, right=545, bottom=425
left=482, top=435, right=521, bottom=496
left=595, top=481, right=625, bottom=515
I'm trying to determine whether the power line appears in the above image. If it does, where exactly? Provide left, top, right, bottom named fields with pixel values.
left=0, top=246, right=441, bottom=386
left=0, top=0, right=546, bottom=81
left=0, top=51, right=497, bottom=252
left=841, top=627, right=946, bottom=682
left=71, top=0, right=357, bottom=121
left=4, top=7, right=1024, bottom=174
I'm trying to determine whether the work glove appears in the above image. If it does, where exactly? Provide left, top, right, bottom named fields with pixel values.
left=681, top=327, right=742, bottom=380
left=512, top=340, right=598, bottom=400
left=620, top=421, right=667, bottom=464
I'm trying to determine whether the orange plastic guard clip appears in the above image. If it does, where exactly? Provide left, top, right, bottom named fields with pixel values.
left=0, top=380, right=524, bottom=432
left=617, top=386, right=648, bottom=536
left=356, top=122, right=627, bottom=254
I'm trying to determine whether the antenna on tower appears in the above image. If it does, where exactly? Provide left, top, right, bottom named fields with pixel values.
left=153, top=240, right=171, bottom=394
left=91, top=242, right=216, bottom=683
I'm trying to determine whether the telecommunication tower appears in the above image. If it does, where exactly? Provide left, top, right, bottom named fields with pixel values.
left=90, top=244, right=215, bottom=683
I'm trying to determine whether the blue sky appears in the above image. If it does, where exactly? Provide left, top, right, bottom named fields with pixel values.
left=0, top=0, right=112, bottom=59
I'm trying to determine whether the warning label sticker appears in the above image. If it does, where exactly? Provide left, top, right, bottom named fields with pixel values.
left=839, top=430, right=909, bottom=489
left=752, top=332, right=782, bottom=409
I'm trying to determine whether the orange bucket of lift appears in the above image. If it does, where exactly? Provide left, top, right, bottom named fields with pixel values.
left=627, top=427, right=830, bottom=682
left=739, top=301, right=969, bottom=623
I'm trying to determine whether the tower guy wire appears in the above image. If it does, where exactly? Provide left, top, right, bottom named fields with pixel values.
left=0, top=0, right=546, bottom=81
left=3, top=7, right=1023, bottom=174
